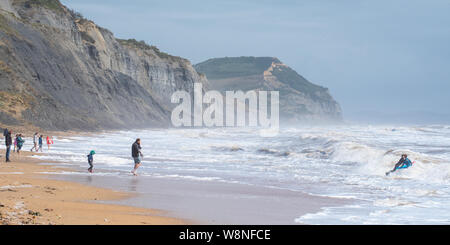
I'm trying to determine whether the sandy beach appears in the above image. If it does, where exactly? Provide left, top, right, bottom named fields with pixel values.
left=0, top=133, right=349, bottom=225
left=0, top=149, right=186, bottom=225
left=60, top=173, right=349, bottom=225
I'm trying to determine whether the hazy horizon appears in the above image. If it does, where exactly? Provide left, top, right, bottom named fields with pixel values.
left=60, top=0, right=450, bottom=124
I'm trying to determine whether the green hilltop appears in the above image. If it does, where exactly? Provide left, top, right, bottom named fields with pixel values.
left=194, top=56, right=280, bottom=80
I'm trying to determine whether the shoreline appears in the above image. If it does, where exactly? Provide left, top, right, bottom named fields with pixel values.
left=0, top=149, right=186, bottom=225
left=0, top=123, right=172, bottom=139
left=0, top=128, right=352, bottom=225
left=56, top=173, right=350, bottom=225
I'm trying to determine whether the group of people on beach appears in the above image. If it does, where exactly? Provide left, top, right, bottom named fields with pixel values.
left=2, top=128, right=53, bottom=163
left=3, top=127, right=142, bottom=176
left=29, top=132, right=54, bottom=152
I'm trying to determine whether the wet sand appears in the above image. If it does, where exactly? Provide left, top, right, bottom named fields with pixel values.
left=0, top=144, right=350, bottom=225
left=0, top=150, right=185, bottom=225
left=48, top=170, right=350, bottom=224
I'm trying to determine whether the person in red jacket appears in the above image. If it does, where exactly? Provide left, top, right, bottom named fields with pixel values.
left=46, top=136, right=54, bottom=150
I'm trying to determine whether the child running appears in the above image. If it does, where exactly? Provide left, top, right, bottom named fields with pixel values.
left=87, top=150, right=95, bottom=173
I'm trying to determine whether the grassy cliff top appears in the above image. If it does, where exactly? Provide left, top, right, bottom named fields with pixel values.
left=270, top=64, right=327, bottom=98
left=195, top=56, right=328, bottom=98
left=117, top=38, right=185, bottom=61
left=194, top=56, right=280, bottom=80
left=12, top=0, right=65, bottom=13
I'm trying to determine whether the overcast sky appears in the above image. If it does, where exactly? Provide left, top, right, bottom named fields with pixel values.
left=61, top=0, right=450, bottom=122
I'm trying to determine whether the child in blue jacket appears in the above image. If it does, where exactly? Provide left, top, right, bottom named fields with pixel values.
left=87, top=150, right=95, bottom=173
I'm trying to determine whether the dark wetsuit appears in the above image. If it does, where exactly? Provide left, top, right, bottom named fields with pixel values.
left=391, top=157, right=412, bottom=172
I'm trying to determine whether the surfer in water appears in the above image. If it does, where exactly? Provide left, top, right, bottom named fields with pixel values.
left=386, top=154, right=413, bottom=176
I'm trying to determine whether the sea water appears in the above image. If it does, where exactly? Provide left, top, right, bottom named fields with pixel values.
left=30, top=124, right=450, bottom=224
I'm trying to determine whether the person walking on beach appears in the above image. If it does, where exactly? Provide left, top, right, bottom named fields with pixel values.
left=46, top=135, right=53, bottom=150
left=5, top=130, right=12, bottom=162
left=30, top=132, right=39, bottom=152
left=87, top=150, right=95, bottom=173
left=38, top=135, right=43, bottom=152
left=16, top=134, right=24, bottom=154
left=131, top=138, right=143, bottom=176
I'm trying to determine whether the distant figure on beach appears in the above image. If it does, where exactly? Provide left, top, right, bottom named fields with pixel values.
left=386, top=154, right=413, bottom=176
left=38, top=135, right=43, bottom=152
left=30, top=132, right=39, bottom=152
left=13, top=134, right=18, bottom=152
left=16, top=134, right=24, bottom=154
left=3, top=128, right=8, bottom=149
left=46, top=136, right=54, bottom=150
left=87, top=150, right=95, bottom=173
left=131, top=138, right=143, bottom=176
left=5, top=130, right=12, bottom=162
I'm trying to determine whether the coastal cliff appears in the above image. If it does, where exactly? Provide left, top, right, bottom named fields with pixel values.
left=195, top=57, right=342, bottom=123
left=0, top=0, right=208, bottom=130
left=0, top=1, right=342, bottom=130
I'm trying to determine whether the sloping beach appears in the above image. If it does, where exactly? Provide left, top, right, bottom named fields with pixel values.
left=0, top=149, right=185, bottom=225
left=13, top=125, right=450, bottom=225
left=0, top=128, right=348, bottom=225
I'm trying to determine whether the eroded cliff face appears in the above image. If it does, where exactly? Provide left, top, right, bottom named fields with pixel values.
left=195, top=57, right=342, bottom=123
left=0, top=0, right=208, bottom=130
left=262, top=61, right=342, bottom=122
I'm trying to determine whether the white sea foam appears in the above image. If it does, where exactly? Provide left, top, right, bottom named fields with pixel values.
left=147, top=173, right=223, bottom=182
left=0, top=184, right=33, bottom=189
left=30, top=124, right=450, bottom=224
left=37, top=171, right=121, bottom=177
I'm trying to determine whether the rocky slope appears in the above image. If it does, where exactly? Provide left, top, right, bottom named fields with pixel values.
left=0, top=0, right=208, bottom=130
left=195, top=57, right=342, bottom=123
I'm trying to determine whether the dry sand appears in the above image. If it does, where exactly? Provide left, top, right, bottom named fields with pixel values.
left=0, top=150, right=186, bottom=225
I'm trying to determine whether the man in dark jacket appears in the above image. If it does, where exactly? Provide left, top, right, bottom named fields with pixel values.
left=131, top=138, right=143, bottom=176
left=5, top=130, right=12, bottom=162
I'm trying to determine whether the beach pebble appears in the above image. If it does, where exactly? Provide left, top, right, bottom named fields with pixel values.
left=28, top=210, right=42, bottom=216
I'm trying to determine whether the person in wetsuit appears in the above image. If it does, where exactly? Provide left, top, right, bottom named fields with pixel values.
left=386, top=154, right=412, bottom=176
